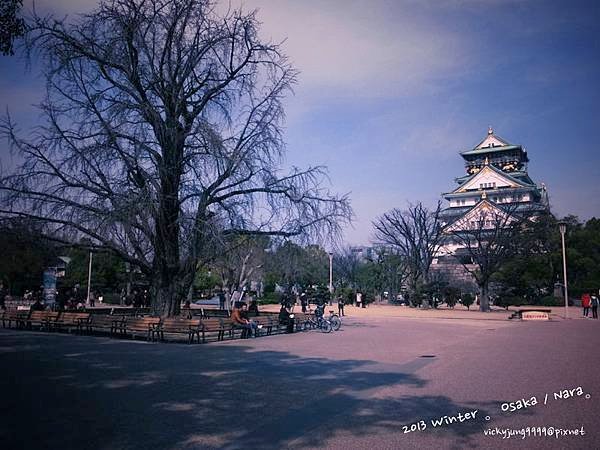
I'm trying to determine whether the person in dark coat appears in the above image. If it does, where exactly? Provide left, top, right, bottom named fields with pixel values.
left=591, top=293, right=599, bottom=319
left=218, top=290, right=226, bottom=310
left=337, top=296, right=345, bottom=316
left=0, top=283, right=7, bottom=310
left=300, top=292, right=308, bottom=313
left=30, top=298, right=46, bottom=311
left=248, top=299, right=259, bottom=315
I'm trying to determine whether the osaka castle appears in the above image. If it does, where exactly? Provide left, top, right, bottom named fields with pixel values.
left=432, top=128, right=549, bottom=284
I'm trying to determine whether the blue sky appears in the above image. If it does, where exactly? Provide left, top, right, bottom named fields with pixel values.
left=1, top=0, right=599, bottom=245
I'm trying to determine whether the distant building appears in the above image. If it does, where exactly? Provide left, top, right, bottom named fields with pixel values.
left=349, top=245, right=375, bottom=262
left=432, top=128, right=549, bottom=289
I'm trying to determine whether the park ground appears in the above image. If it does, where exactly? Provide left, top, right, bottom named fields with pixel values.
left=1, top=306, right=599, bottom=450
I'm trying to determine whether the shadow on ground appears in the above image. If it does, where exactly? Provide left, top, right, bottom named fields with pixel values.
left=1, top=330, right=494, bottom=449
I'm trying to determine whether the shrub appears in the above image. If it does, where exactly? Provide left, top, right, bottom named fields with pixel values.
left=443, top=286, right=460, bottom=308
left=495, top=296, right=522, bottom=310
left=538, top=295, right=560, bottom=307
left=461, top=293, right=475, bottom=310
left=260, top=291, right=282, bottom=305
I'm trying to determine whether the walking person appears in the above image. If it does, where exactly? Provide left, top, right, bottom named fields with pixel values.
left=591, top=293, right=599, bottom=319
left=582, top=293, right=591, bottom=317
left=337, top=296, right=345, bottom=317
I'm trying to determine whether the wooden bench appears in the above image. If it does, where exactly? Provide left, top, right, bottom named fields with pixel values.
left=26, top=311, right=60, bottom=331
left=155, top=318, right=202, bottom=344
left=254, top=316, right=273, bottom=335
left=222, top=317, right=270, bottom=339
left=200, top=318, right=225, bottom=342
left=1, top=309, right=30, bottom=329
left=53, top=312, right=92, bottom=334
left=121, top=316, right=161, bottom=341
left=90, top=314, right=125, bottom=336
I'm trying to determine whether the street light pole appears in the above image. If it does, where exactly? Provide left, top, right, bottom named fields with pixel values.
left=328, top=252, right=333, bottom=294
left=86, top=251, right=93, bottom=307
left=558, top=222, right=569, bottom=319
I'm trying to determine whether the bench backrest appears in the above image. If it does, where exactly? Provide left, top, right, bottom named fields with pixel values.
left=29, top=311, right=60, bottom=321
left=92, top=314, right=124, bottom=326
left=200, top=318, right=223, bottom=330
left=161, top=318, right=201, bottom=332
left=59, top=312, right=91, bottom=322
left=125, top=317, right=160, bottom=327
left=3, top=309, right=30, bottom=319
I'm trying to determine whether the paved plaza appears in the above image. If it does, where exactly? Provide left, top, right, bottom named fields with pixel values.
left=1, top=313, right=599, bottom=449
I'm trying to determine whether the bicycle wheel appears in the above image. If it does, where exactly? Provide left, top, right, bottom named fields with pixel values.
left=303, top=320, right=312, bottom=330
left=329, top=315, right=341, bottom=331
left=320, top=320, right=332, bottom=333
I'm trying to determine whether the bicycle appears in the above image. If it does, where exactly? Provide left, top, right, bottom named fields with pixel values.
left=302, top=305, right=332, bottom=333
left=325, top=309, right=342, bottom=331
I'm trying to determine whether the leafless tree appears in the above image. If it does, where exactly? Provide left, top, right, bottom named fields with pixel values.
left=212, top=234, right=268, bottom=304
left=372, top=202, right=444, bottom=297
left=444, top=201, right=523, bottom=312
left=0, top=0, right=351, bottom=316
left=333, top=246, right=362, bottom=289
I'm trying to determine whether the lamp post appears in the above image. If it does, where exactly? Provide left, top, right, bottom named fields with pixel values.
left=86, top=251, right=93, bottom=307
left=558, top=222, right=569, bottom=319
left=328, top=252, right=333, bottom=294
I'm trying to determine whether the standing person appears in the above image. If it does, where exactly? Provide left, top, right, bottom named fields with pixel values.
left=582, top=293, right=591, bottom=317
left=356, top=291, right=362, bottom=309
left=337, top=296, right=345, bottom=317
left=248, top=298, right=259, bottom=315
left=300, top=292, right=307, bottom=313
left=218, top=290, right=226, bottom=310
left=133, top=290, right=143, bottom=308
left=591, top=293, right=599, bottom=320
left=0, top=282, right=7, bottom=310
left=89, top=290, right=96, bottom=307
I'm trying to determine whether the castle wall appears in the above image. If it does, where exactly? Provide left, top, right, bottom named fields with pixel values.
left=430, top=261, right=478, bottom=293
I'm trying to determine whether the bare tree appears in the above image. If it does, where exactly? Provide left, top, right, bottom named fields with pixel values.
left=333, top=246, right=362, bottom=290
left=0, top=0, right=25, bottom=55
left=444, top=201, right=523, bottom=312
left=372, top=202, right=444, bottom=298
left=212, top=234, right=268, bottom=305
left=0, top=0, right=351, bottom=316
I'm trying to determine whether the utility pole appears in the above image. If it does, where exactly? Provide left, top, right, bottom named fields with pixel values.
left=86, top=251, right=93, bottom=306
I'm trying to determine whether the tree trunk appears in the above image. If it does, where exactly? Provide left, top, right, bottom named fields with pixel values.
left=479, top=281, right=490, bottom=312
left=151, top=269, right=195, bottom=317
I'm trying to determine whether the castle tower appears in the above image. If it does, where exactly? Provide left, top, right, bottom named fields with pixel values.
left=432, top=129, right=549, bottom=285
left=439, top=128, right=548, bottom=228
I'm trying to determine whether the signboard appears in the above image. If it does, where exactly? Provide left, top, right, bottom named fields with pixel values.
left=522, top=311, right=550, bottom=321
left=43, top=268, right=57, bottom=306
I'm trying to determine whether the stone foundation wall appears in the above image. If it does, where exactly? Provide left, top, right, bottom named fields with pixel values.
left=430, top=262, right=478, bottom=293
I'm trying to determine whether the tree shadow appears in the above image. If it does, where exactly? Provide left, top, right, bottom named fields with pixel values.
left=1, top=330, right=495, bottom=449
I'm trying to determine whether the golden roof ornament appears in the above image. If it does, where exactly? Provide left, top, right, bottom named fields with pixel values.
left=484, top=156, right=489, bottom=166
left=481, top=191, right=487, bottom=200
left=488, top=126, right=493, bottom=135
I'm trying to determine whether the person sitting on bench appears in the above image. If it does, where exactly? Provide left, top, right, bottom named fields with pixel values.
left=231, top=302, right=257, bottom=338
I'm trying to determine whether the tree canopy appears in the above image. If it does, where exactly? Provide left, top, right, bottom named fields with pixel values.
left=0, top=0, right=351, bottom=316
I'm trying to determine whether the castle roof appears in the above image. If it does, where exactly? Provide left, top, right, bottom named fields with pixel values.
left=446, top=163, right=534, bottom=196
